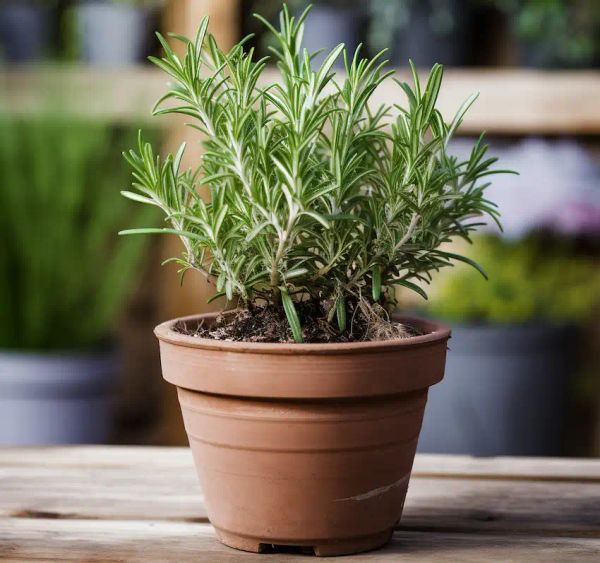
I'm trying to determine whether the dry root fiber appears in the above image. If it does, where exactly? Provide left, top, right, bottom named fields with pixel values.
left=176, top=300, right=419, bottom=344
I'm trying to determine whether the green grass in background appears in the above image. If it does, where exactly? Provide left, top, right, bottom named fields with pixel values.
left=0, top=115, right=159, bottom=351
left=427, top=234, right=600, bottom=324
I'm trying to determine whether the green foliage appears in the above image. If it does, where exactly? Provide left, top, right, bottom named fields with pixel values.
left=368, top=0, right=458, bottom=55
left=490, top=0, right=600, bottom=67
left=427, top=235, right=600, bottom=324
left=121, top=5, right=506, bottom=341
left=0, top=114, right=158, bottom=350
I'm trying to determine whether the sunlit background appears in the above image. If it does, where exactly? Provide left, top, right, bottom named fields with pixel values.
left=0, top=0, right=599, bottom=456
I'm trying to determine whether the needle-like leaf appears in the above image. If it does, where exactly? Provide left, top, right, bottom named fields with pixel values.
left=280, top=287, right=303, bottom=343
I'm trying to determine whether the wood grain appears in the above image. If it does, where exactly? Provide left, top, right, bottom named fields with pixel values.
left=2, top=465, right=599, bottom=536
left=2, top=447, right=599, bottom=479
left=366, top=69, right=600, bottom=135
left=2, top=519, right=600, bottom=563
left=1, top=447, right=600, bottom=562
left=413, top=453, right=600, bottom=482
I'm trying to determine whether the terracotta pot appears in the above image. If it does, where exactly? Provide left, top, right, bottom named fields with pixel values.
left=155, top=313, right=450, bottom=556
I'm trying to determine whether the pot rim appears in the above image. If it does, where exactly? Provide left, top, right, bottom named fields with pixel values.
left=155, top=311, right=450, bottom=356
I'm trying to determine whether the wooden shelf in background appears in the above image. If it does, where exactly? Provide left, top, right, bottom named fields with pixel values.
left=0, top=65, right=164, bottom=124
left=369, top=68, right=600, bottom=136
left=2, top=66, right=600, bottom=135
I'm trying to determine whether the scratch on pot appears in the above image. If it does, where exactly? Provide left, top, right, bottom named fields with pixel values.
left=335, top=473, right=410, bottom=502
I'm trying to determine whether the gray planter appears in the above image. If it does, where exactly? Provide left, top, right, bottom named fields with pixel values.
left=75, top=2, right=154, bottom=66
left=0, top=2, right=51, bottom=62
left=0, top=350, right=116, bottom=445
left=418, top=323, right=573, bottom=456
left=393, top=0, right=468, bottom=67
left=300, top=5, right=360, bottom=67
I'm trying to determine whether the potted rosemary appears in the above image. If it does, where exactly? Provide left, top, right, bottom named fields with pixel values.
left=0, top=114, right=155, bottom=445
left=121, top=5, right=506, bottom=556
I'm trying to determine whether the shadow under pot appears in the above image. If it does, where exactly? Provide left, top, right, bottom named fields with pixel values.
left=0, top=2, right=52, bottom=62
left=0, top=350, right=116, bottom=445
left=74, top=1, right=156, bottom=66
left=155, top=312, right=450, bottom=557
left=417, top=322, right=573, bottom=456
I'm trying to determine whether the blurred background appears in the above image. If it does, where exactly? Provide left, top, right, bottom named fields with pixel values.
left=0, top=0, right=598, bottom=456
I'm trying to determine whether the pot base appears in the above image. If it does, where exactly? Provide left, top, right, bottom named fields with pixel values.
left=215, top=527, right=393, bottom=557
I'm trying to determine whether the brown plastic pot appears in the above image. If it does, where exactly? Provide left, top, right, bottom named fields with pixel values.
left=155, top=312, right=450, bottom=556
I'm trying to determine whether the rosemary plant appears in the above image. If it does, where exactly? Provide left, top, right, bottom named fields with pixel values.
left=121, top=5, right=508, bottom=342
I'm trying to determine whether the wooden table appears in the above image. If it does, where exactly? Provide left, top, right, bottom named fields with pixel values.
left=1, top=447, right=599, bottom=562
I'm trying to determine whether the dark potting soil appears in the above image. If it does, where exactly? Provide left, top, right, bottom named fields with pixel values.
left=174, top=302, right=421, bottom=344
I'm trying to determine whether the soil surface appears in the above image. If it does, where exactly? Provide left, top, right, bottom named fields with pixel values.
left=174, top=302, right=421, bottom=344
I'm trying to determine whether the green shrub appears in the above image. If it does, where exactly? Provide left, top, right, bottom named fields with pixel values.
left=0, top=114, right=158, bottom=350
left=427, top=235, right=600, bottom=324
left=490, top=0, right=600, bottom=68
left=121, top=5, right=507, bottom=341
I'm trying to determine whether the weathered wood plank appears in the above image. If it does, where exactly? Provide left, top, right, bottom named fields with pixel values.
left=412, top=454, right=600, bottom=482
left=0, top=446, right=194, bottom=469
left=1, top=519, right=600, bottom=562
left=1, top=449, right=599, bottom=536
left=2, top=447, right=599, bottom=480
left=364, top=69, right=600, bottom=136
left=0, top=67, right=163, bottom=123
left=2, top=68, right=600, bottom=135
left=2, top=447, right=600, bottom=561
left=2, top=474, right=598, bottom=536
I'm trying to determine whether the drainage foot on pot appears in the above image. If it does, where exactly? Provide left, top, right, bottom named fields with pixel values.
left=313, top=530, right=393, bottom=557
left=214, top=528, right=263, bottom=553
left=215, top=527, right=393, bottom=557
